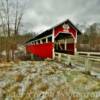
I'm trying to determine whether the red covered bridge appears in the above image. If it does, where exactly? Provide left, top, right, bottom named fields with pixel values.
left=25, top=19, right=81, bottom=59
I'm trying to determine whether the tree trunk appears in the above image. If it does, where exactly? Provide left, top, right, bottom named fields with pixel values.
left=5, top=37, right=10, bottom=62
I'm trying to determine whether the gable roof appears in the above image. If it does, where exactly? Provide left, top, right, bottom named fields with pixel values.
left=25, top=19, right=82, bottom=44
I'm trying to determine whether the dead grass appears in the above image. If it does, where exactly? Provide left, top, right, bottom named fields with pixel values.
left=0, top=61, right=99, bottom=100
left=15, top=74, right=24, bottom=82
left=38, top=82, right=49, bottom=91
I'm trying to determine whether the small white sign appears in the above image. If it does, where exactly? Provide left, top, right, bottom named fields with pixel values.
left=62, top=24, right=70, bottom=32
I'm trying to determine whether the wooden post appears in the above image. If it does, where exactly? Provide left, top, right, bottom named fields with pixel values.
left=46, top=37, right=48, bottom=43
left=52, top=28, right=55, bottom=59
left=31, top=54, right=34, bottom=60
left=74, top=38, right=77, bottom=55
left=85, top=58, right=91, bottom=72
left=40, top=39, right=42, bottom=44
left=64, top=39, right=67, bottom=50
left=67, top=55, right=71, bottom=65
left=58, top=53, right=61, bottom=61
left=25, top=46, right=27, bottom=56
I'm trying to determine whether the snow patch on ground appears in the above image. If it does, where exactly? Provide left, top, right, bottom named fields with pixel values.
left=0, top=61, right=100, bottom=100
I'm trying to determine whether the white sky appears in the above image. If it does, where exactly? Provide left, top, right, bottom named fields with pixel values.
left=22, top=0, right=100, bottom=33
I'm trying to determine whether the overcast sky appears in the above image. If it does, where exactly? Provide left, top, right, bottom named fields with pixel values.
left=22, top=0, right=100, bottom=33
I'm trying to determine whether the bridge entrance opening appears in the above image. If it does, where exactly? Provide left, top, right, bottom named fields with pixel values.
left=55, top=32, right=75, bottom=55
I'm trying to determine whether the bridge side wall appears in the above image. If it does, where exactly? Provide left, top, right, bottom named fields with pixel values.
left=26, top=42, right=54, bottom=59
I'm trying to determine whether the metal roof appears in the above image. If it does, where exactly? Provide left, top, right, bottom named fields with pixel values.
left=25, top=19, right=82, bottom=44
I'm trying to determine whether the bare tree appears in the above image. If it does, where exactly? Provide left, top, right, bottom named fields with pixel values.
left=0, top=0, right=28, bottom=61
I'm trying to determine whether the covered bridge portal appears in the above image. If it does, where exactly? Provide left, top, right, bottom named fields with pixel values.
left=25, top=19, right=81, bottom=59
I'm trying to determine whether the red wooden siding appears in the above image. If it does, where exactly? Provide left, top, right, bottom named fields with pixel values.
left=26, top=42, right=54, bottom=58
left=54, top=25, right=77, bottom=39
left=54, top=25, right=63, bottom=37
left=67, top=43, right=74, bottom=55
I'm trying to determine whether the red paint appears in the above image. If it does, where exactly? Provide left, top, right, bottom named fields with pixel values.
left=26, top=21, right=79, bottom=58
left=67, top=43, right=74, bottom=55
left=26, top=42, right=54, bottom=58
left=54, top=25, right=64, bottom=37
left=68, top=27, right=77, bottom=38
left=54, top=25, right=77, bottom=39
